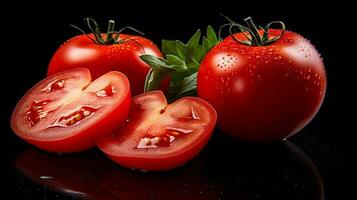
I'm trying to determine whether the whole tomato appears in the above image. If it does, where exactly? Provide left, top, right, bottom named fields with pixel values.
left=48, top=18, right=165, bottom=95
left=198, top=17, right=326, bottom=142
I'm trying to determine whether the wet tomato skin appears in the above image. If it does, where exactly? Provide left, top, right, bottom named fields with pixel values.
left=48, top=34, right=166, bottom=95
left=11, top=68, right=131, bottom=153
left=198, top=30, right=327, bottom=142
left=97, top=91, right=217, bottom=171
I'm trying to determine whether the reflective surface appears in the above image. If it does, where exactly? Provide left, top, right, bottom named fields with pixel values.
left=11, top=132, right=324, bottom=200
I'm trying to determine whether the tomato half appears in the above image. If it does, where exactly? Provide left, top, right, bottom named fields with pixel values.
left=11, top=68, right=131, bottom=153
left=198, top=27, right=326, bottom=142
left=47, top=33, right=164, bottom=95
left=97, top=91, right=217, bottom=170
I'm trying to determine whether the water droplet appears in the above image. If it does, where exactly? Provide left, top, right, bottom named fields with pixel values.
left=40, top=176, right=53, bottom=180
left=307, top=75, right=311, bottom=80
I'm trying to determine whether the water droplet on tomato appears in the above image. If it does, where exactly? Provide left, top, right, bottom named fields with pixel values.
left=40, top=176, right=53, bottom=180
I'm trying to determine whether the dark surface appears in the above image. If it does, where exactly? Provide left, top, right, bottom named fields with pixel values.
left=1, top=2, right=354, bottom=200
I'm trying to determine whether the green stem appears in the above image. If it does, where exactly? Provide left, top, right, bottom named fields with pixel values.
left=244, top=17, right=262, bottom=46
left=220, top=16, right=285, bottom=46
left=106, top=20, right=115, bottom=44
left=71, top=18, right=144, bottom=45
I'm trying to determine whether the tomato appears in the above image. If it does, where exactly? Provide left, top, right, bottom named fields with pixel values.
left=47, top=19, right=164, bottom=95
left=198, top=18, right=326, bottom=142
left=11, top=68, right=131, bottom=153
left=97, top=91, right=217, bottom=170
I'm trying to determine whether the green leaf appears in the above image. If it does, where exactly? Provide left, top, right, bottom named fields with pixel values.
left=186, top=29, right=201, bottom=49
left=206, top=25, right=218, bottom=46
left=162, top=40, right=177, bottom=55
left=166, top=55, right=187, bottom=71
left=141, top=55, right=173, bottom=92
left=140, top=54, right=170, bottom=69
left=169, top=72, right=197, bottom=100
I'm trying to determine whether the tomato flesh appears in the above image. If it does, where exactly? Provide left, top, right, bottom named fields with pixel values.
left=97, top=91, right=217, bottom=171
left=11, top=68, right=131, bottom=153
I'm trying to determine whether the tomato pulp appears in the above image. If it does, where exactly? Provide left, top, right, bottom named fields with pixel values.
left=11, top=68, right=131, bottom=153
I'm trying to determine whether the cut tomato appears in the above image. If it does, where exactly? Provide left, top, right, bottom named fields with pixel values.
left=97, top=91, right=217, bottom=170
left=11, top=68, right=131, bottom=153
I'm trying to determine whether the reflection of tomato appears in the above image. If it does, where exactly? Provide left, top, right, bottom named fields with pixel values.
left=198, top=27, right=327, bottom=141
left=14, top=140, right=323, bottom=200
left=14, top=148, right=117, bottom=200
left=98, top=91, right=217, bottom=170
left=98, top=139, right=323, bottom=200
left=99, top=163, right=219, bottom=200
left=203, top=134, right=324, bottom=200
left=11, top=68, right=131, bottom=153
left=48, top=32, right=164, bottom=95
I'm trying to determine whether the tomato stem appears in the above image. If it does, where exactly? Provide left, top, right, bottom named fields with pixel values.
left=106, top=20, right=115, bottom=44
left=244, top=17, right=262, bottom=46
left=70, top=18, right=144, bottom=45
left=219, top=15, right=286, bottom=46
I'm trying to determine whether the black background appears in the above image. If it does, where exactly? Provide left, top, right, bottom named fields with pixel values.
left=1, top=1, right=355, bottom=200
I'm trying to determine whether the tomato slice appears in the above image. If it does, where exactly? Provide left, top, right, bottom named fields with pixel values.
left=97, top=91, right=217, bottom=170
left=11, top=68, right=131, bottom=153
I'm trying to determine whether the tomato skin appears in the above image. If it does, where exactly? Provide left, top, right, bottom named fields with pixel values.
left=198, top=30, right=326, bottom=142
left=103, top=129, right=212, bottom=171
left=11, top=68, right=131, bottom=153
left=97, top=91, right=217, bottom=171
left=48, top=34, right=164, bottom=95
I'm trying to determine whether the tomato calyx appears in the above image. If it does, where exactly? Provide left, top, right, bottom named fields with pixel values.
left=219, top=15, right=286, bottom=46
left=70, top=18, right=145, bottom=45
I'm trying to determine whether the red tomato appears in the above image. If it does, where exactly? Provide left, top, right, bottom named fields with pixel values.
left=97, top=91, right=217, bottom=170
left=48, top=33, right=163, bottom=95
left=198, top=25, right=326, bottom=142
left=11, top=68, right=131, bottom=153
